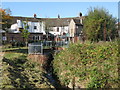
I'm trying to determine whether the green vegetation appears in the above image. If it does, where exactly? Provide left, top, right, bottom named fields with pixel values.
left=20, top=20, right=30, bottom=47
left=53, top=41, right=119, bottom=88
left=0, top=8, right=12, bottom=30
left=83, top=7, right=118, bottom=42
left=0, top=47, right=54, bottom=89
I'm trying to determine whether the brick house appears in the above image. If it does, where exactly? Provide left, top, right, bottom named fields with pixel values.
left=6, top=33, right=44, bottom=43
left=69, top=18, right=84, bottom=43
left=5, top=14, right=85, bottom=43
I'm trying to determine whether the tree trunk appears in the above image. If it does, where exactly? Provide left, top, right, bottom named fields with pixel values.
left=109, top=36, right=112, bottom=42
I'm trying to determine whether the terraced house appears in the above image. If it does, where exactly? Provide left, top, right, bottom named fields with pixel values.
left=4, top=13, right=85, bottom=43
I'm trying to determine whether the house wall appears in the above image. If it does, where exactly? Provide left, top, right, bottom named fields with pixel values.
left=75, top=25, right=83, bottom=36
left=9, top=17, right=84, bottom=43
left=51, top=26, right=69, bottom=35
left=17, top=20, right=22, bottom=28
left=69, top=19, right=84, bottom=43
left=11, top=20, right=44, bottom=34
left=11, top=19, right=72, bottom=36
left=6, top=33, right=43, bottom=43
left=69, top=19, right=76, bottom=37
left=10, top=23, right=19, bottom=33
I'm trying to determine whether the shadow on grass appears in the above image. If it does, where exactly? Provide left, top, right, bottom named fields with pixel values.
left=5, top=48, right=28, bottom=54
left=2, top=57, right=37, bottom=89
left=5, top=48, right=52, bottom=55
left=3, top=48, right=68, bottom=89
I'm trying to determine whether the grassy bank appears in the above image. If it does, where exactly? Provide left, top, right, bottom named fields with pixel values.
left=53, top=41, right=119, bottom=88
left=0, top=47, right=53, bottom=89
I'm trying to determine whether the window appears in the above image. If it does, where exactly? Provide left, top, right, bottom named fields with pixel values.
left=34, top=26, right=37, bottom=29
left=33, top=36, right=41, bottom=41
left=38, top=36, right=41, bottom=40
left=2, top=36, right=7, bottom=41
left=35, top=36, right=38, bottom=40
left=33, top=36, right=35, bottom=40
left=57, top=27, right=59, bottom=32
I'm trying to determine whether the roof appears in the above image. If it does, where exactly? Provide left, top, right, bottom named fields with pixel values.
left=11, top=16, right=85, bottom=26
left=71, top=18, right=84, bottom=26
left=42, top=16, right=85, bottom=27
left=10, top=16, right=42, bottom=24
left=73, top=19, right=80, bottom=24
left=43, top=18, right=71, bottom=27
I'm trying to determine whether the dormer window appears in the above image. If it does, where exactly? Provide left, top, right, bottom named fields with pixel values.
left=34, top=26, right=37, bottom=29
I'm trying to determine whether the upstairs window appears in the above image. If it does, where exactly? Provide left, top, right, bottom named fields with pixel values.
left=57, top=27, right=59, bottom=32
left=34, top=26, right=37, bottom=29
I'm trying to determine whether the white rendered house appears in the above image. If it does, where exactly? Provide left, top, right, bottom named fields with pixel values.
left=10, top=18, right=45, bottom=34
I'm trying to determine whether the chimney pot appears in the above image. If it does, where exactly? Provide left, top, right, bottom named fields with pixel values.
left=79, top=12, right=82, bottom=17
left=34, top=14, right=37, bottom=18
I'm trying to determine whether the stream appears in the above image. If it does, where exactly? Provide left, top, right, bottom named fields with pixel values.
left=42, top=49, right=67, bottom=89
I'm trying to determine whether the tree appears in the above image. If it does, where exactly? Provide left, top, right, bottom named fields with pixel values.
left=21, top=20, right=30, bottom=47
left=0, top=8, right=12, bottom=30
left=83, top=7, right=117, bottom=42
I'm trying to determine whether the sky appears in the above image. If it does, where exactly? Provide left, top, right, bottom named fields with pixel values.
left=1, top=2, right=119, bottom=19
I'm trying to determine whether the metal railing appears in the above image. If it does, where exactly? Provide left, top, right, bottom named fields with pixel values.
left=28, top=43, right=43, bottom=54
left=28, top=41, right=69, bottom=54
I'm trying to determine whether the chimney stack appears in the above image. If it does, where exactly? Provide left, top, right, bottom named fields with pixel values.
left=58, top=14, right=60, bottom=19
left=34, top=14, right=37, bottom=18
left=79, top=12, right=82, bottom=17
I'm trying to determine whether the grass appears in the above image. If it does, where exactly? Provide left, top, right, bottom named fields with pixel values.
left=1, top=46, right=54, bottom=89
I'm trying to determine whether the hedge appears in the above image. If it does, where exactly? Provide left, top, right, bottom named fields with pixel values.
left=53, top=41, right=119, bottom=88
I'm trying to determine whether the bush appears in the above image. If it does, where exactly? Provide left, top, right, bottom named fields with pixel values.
left=53, top=41, right=119, bottom=88
left=11, top=42, right=26, bottom=47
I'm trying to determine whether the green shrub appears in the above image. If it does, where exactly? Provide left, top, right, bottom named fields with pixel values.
left=53, top=41, right=119, bottom=88
left=11, top=42, right=26, bottom=47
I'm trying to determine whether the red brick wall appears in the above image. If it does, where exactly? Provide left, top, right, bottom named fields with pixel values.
left=6, top=33, right=43, bottom=42
left=74, top=36, right=79, bottom=43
